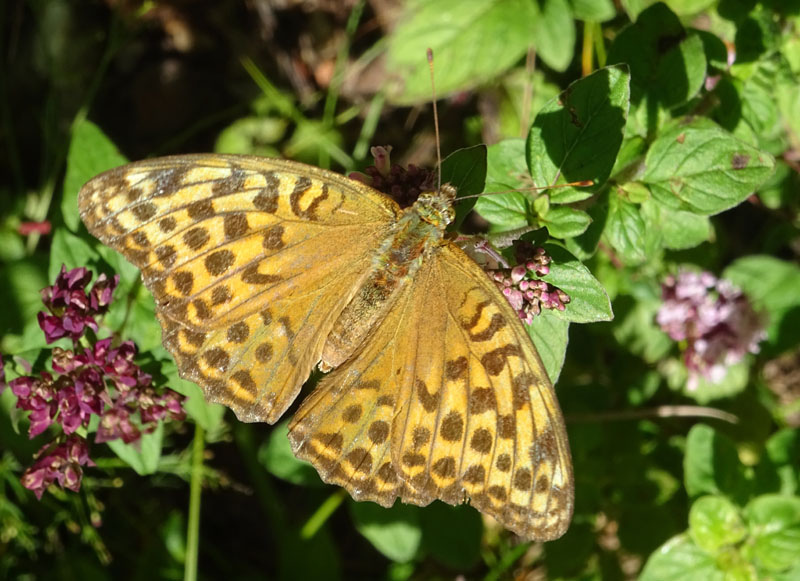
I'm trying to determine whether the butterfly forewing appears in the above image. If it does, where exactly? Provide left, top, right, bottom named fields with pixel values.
left=79, top=154, right=399, bottom=422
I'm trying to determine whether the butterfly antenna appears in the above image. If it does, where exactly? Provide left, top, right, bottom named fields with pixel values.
left=427, top=48, right=442, bottom=193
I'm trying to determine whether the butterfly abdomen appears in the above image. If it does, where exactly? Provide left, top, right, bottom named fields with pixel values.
left=319, top=200, right=448, bottom=371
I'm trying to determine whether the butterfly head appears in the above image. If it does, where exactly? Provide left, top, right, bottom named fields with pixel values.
left=414, top=183, right=457, bottom=228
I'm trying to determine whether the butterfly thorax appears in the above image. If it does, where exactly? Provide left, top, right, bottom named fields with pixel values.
left=414, top=184, right=457, bottom=228
left=318, top=185, right=457, bottom=372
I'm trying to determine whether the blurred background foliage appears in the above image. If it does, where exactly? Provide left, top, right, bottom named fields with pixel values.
left=2, top=0, right=800, bottom=580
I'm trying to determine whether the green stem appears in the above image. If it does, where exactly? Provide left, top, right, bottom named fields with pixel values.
left=581, top=21, right=595, bottom=77
left=322, top=0, right=365, bottom=126
left=354, top=90, right=386, bottom=161
left=184, top=424, right=205, bottom=581
left=593, top=21, right=607, bottom=68
left=300, top=489, right=347, bottom=539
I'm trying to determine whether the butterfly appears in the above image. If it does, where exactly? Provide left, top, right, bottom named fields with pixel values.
left=78, top=153, right=574, bottom=540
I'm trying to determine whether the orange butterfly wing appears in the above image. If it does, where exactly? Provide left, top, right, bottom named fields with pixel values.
left=79, top=154, right=400, bottom=422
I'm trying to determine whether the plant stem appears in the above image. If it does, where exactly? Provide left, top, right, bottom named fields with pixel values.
left=300, top=488, right=347, bottom=540
left=567, top=405, right=739, bottom=425
left=184, top=424, right=205, bottom=581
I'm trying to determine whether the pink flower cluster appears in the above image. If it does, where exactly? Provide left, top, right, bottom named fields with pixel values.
left=38, top=265, right=118, bottom=343
left=19, top=436, right=95, bottom=500
left=5, top=266, right=186, bottom=499
left=350, top=145, right=437, bottom=208
left=656, top=270, right=766, bottom=391
left=490, top=247, right=570, bottom=325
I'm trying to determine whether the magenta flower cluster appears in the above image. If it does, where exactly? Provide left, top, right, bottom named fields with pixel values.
left=349, top=145, right=437, bottom=208
left=20, top=436, right=95, bottom=499
left=490, top=247, right=570, bottom=325
left=656, top=270, right=766, bottom=391
left=6, top=266, right=186, bottom=499
left=38, top=265, right=117, bottom=343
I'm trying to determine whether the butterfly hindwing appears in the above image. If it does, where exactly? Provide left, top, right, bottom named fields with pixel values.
left=288, top=240, right=573, bottom=540
left=288, top=280, right=430, bottom=507
left=393, top=243, right=573, bottom=540
left=79, top=154, right=400, bottom=422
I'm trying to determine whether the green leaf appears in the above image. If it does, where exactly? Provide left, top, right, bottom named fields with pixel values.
left=0, top=257, right=49, bottom=353
left=63, top=120, right=128, bottom=232
left=541, top=206, right=592, bottom=238
left=622, top=182, right=651, bottom=204
left=764, top=429, right=800, bottom=496
left=527, top=65, right=630, bottom=201
left=533, top=194, right=550, bottom=217
left=541, top=244, right=613, bottom=323
left=612, top=290, right=673, bottom=363
left=530, top=0, right=575, bottom=72
left=97, top=243, right=142, bottom=287
left=733, top=7, right=782, bottom=64
left=386, top=0, right=536, bottom=104
left=607, top=3, right=706, bottom=124
left=684, top=424, right=748, bottom=500
left=666, top=0, right=717, bottom=16
left=666, top=359, right=751, bottom=405
left=484, top=139, right=528, bottom=191
left=442, top=145, right=487, bottom=230
left=0, top=221, right=25, bottom=263
left=349, top=501, right=422, bottom=563
left=640, top=199, right=712, bottom=250
left=695, top=29, right=729, bottom=73
left=723, top=256, right=800, bottom=355
left=605, top=194, right=646, bottom=264
left=571, top=0, right=616, bottom=22
left=642, top=118, right=775, bottom=215
left=529, top=310, right=569, bottom=384
left=214, top=116, right=288, bottom=157
left=258, top=420, right=324, bottom=487
left=48, top=228, right=100, bottom=281
left=100, top=269, right=162, bottom=354
left=477, top=139, right=530, bottom=230
left=106, top=421, right=164, bottom=475
left=775, top=562, right=800, bottom=581
left=565, top=191, right=609, bottom=259
left=639, top=533, right=724, bottom=581
left=689, top=495, right=747, bottom=552
left=744, top=495, right=800, bottom=572
left=475, top=191, right=528, bottom=231
left=656, top=32, right=707, bottom=110
left=162, top=359, right=226, bottom=435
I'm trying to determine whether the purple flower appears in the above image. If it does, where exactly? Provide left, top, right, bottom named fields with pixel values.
left=657, top=270, right=766, bottom=391
left=96, top=405, right=141, bottom=444
left=488, top=246, right=569, bottom=324
left=138, top=387, right=186, bottom=424
left=349, top=146, right=437, bottom=208
left=37, top=265, right=119, bottom=344
left=88, top=273, right=117, bottom=311
left=20, top=436, right=95, bottom=499
left=10, top=374, right=58, bottom=437
left=11, top=265, right=187, bottom=499
left=14, top=336, right=185, bottom=443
